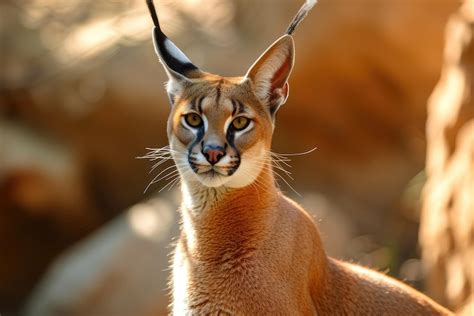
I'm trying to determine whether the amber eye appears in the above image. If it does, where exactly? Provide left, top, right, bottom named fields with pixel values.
left=184, top=113, right=203, bottom=128
left=232, top=117, right=250, bottom=131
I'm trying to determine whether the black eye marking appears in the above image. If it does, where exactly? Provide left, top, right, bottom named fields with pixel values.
left=226, top=125, right=241, bottom=172
left=187, top=123, right=205, bottom=171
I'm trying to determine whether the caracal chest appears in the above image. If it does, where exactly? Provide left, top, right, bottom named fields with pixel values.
left=171, top=242, right=310, bottom=315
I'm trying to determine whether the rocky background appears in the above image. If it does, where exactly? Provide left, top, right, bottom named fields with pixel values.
left=420, top=1, right=473, bottom=314
left=0, top=0, right=471, bottom=315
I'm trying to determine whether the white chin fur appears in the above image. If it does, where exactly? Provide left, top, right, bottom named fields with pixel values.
left=197, top=173, right=230, bottom=188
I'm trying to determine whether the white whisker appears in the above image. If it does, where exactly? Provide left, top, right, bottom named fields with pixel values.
left=271, top=147, right=317, bottom=157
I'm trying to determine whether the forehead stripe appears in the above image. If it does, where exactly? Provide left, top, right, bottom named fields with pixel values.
left=215, top=80, right=223, bottom=105
left=231, top=99, right=245, bottom=116
left=197, top=96, right=204, bottom=114
left=231, top=99, right=237, bottom=116
left=190, top=96, right=204, bottom=113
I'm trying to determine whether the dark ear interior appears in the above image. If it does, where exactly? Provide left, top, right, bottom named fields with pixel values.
left=245, top=35, right=295, bottom=115
left=147, top=0, right=199, bottom=81
left=152, top=28, right=198, bottom=78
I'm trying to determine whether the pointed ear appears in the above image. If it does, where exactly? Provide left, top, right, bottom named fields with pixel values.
left=147, top=0, right=201, bottom=103
left=245, top=35, right=295, bottom=115
left=152, top=28, right=193, bottom=103
left=152, top=28, right=200, bottom=81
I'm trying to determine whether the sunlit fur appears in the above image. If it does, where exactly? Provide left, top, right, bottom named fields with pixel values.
left=145, top=6, right=452, bottom=313
left=163, top=75, right=451, bottom=315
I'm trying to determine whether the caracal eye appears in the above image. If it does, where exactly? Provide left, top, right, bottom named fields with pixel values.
left=232, top=117, right=250, bottom=131
left=184, top=113, right=203, bottom=128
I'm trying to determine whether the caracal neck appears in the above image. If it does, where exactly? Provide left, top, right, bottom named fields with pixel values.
left=179, top=165, right=279, bottom=256
left=180, top=164, right=278, bottom=216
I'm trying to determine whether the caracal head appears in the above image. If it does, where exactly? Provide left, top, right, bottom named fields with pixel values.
left=149, top=3, right=295, bottom=189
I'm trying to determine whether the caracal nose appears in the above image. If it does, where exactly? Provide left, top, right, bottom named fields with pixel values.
left=202, top=144, right=225, bottom=165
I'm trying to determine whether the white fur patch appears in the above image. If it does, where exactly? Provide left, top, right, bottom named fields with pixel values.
left=172, top=245, right=190, bottom=315
left=166, top=78, right=184, bottom=97
left=225, top=143, right=266, bottom=188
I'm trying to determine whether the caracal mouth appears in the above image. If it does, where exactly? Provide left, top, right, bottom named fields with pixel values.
left=192, top=163, right=237, bottom=177
left=199, top=169, right=221, bottom=177
left=190, top=165, right=238, bottom=188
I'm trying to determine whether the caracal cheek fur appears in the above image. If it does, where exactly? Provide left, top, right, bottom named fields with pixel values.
left=225, top=142, right=267, bottom=188
left=145, top=0, right=452, bottom=314
left=168, top=107, right=193, bottom=146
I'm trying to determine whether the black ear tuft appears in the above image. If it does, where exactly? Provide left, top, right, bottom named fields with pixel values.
left=285, top=0, right=317, bottom=35
left=146, top=0, right=198, bottom=78
left=146, top=0, right=160, bottom=27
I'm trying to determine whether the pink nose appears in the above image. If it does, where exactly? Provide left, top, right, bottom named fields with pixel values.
left=202, top=145, right=225, bottom=165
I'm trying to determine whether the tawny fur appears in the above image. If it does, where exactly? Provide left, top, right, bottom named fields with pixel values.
left=171, top=165, right=451, bottom=315
left=164, top=76, right=452, bottom=316
left=145, top=1, right=452, bottom=311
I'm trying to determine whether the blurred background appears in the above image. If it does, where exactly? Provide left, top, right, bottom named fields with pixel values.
left=0, top=0, right=472, bottom=315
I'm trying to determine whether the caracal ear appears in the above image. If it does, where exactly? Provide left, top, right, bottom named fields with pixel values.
left=146, top=0, right=202, bottom=104
left=245, top=35, right=295, bottom=115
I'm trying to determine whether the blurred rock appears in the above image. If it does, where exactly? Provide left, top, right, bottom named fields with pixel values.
left=301, top=193, right=355, bottom=259
left=0, top=120, right=99, bottom=228
left=0, top=119, right=100, bottom=312
left=420, top=0, right=474, bottom=313
left=23, top=194, right=179, bottom=316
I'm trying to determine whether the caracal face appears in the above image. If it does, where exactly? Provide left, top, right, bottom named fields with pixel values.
left=167, top=76, right=274, bottom=188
